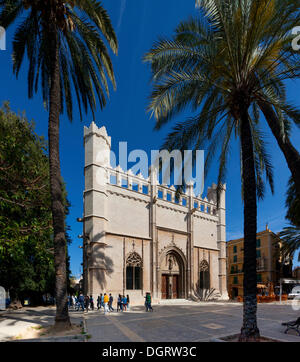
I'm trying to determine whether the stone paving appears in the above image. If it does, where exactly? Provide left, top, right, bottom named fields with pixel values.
left=84, top=301, right=300, bottom=342
left=0, top=306, right=84, bottom=342
left=1, top=302, right=299, bottom=342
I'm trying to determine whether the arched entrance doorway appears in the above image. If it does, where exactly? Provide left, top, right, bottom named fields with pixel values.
left=160, top=249, right=186, bottom=299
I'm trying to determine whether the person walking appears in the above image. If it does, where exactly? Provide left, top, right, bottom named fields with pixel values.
left=75, top=295, right=79, bottom=311
left=126, top=295, right=130, bottom=311
left=108, top=294, right=114, bottom=312
left=117, top=294, right=122, bottom=312
left=79, top=293, right=85, bottom=311
left=101, top=293, right=104, bottom=310
left=145, top=292, right=153, bottom=312
left=97, top=295, right=101, bottom=310
left=72, top=295, right=76, bottom=310
left=122, top=295, right=127, bottom=311
left=90, top=295, right=94, bottom=310
left=103, top=293, right=109, bottom=315
left=84, top=295, right=90, bottom=312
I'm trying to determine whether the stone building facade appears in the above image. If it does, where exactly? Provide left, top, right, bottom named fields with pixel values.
left=82, top=122, right=228, bottom=305
left=227, top=227, right=293, bottom=299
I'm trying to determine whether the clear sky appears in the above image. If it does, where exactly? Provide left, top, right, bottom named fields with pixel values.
left=0, top=0, right=299, bottom=278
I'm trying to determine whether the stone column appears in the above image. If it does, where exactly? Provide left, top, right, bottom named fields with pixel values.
left=186, top=182, right=194, bottom=298
left=150, top=167, right=158, bottom=299
left=208, top=184, right=229, bottom=300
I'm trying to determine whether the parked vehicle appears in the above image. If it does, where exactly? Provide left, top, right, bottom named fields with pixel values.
left=288, top=288, right=300, bottom=299
left=5, top=298, right=10, bottom=308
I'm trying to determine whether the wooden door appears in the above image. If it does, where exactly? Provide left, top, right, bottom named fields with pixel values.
left=172, top=275, right=179, bottom=299
left=161, top=275, right=168, bottom=299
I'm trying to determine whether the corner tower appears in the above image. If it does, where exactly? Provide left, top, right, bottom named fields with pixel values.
left=83, top=122, right=111, bottom=295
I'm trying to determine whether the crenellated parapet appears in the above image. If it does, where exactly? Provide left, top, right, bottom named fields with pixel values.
left=106, top=165, right=220, bottom=218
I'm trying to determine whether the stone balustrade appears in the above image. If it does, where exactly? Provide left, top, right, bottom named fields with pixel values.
left=107, top=166, right=218, bottom=217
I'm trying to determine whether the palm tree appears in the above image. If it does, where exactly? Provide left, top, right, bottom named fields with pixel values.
left=0, top=0, right=117, bottom=329
left=280, top=177, right=300, bottom=262
left=144, top=0, right=299, bottom=341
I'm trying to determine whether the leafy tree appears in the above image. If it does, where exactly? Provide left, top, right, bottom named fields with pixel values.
left=0, top=103, right=54, bottom=305
left=144, top=0, right=300, bottom=341
left=0, top=103, right=74, bottom=306
left=0, top=0, right=118, bottom=328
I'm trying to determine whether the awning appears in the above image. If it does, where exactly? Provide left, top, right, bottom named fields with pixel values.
left=257, top=284, right=267, bottom=289
left=280, top=278, right=300, bottom=284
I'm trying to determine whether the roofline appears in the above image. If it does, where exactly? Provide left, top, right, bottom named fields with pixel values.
left=227, top=229, right=281, bottom=244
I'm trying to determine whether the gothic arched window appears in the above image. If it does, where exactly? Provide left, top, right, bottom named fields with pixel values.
left=199, top=260, right=210, bottom=290
left=126, top=252, right=142, bottom=290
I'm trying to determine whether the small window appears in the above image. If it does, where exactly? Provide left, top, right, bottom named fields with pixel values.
left=121, top=179, right=128, bottom=188
left=194, top=201, right=198, bottom=209
left=158, top=190, right=163, bottom=199
left=256, top=239, right=261, bottom=248
left=257, top=274, right=262, bottom=283
left=142, top=185, right=148, bottom=194
left=256, top=250, right=261, bottom=258
left=233, top=276, right=238, bottom=285
left=233, top=246, right=237, bottom=254
left=182, top=198, right=187, bottom=206
left=166, top=193, right=172, bottom=202
left=233, top=255, right=237, bottom=263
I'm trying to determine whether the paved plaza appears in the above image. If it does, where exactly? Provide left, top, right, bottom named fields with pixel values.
left=0, top=302, right=299, bottom=342
left=84, top=301, right=300, bottom=342
left=0, top=306, right=83, bottom=342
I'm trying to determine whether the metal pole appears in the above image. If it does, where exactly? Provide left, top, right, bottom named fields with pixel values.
left=280, top=279, right=282, bottom=304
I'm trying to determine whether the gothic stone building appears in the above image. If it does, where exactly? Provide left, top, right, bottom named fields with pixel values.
left=82, top=122, right=228, bottom=305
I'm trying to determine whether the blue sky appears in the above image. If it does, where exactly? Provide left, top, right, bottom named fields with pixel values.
left=0, top=0, right=299, bottom=278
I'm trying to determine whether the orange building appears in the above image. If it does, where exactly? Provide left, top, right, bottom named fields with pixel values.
left=227, top=226, right=292, bottom=299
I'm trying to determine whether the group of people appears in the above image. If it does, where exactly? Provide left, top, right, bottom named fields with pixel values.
left=97, top=293, right=119, bottom=314
left=67, top=294, right=94, bottom=312
left=68, top=292, right=153, bottom=313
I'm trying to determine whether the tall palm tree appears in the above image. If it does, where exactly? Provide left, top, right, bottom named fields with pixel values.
left=144, top=0, right=299, bottom=341
left=280, top=177, right=300, bottom=262
left=0, top=0, right=117, bottom=329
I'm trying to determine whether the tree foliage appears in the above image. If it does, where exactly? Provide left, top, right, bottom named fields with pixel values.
left=0, top=103, right=71, bottom=302
left=0, top=0, right=118, bottom=120
left=280, top=177, right=300, bottom=262
left=144, top=0, right=300, bottom=199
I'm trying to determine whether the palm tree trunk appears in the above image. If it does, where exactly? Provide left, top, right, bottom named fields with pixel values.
left=48, top=37, right=71, bottom=329
left=258, top=101, right=300, bottom=197
left=239, top=108, right=260, bottom=342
